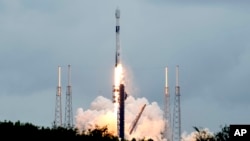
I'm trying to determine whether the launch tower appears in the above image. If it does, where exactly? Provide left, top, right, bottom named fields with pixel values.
left=64, top=64, right=73, bottom=129
left=173, top=65, right=181, bottom=141
left=164, top=67, right=172, bottom=141
left=54, top=66, right=62, bottom=127
left=118, top=84, right=125, bottom=139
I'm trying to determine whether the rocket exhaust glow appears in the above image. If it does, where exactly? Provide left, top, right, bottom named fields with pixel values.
left=113, top=8, right=122, bottom=105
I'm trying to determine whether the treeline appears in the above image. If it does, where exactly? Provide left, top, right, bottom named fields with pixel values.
left=192, top=125, right=230, bottom=141
left=0, top=120, right=230, bottom=141
left=0, top=120, right=152, bottom=141
left=0, top=120, right=118, bottom=140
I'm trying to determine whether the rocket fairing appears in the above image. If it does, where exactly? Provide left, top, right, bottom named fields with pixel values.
left=115, top=8, right=120, bottom=67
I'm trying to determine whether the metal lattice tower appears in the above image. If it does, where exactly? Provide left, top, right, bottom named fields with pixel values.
left=164, top=67, right=172, bottom=141
left=54, top=66, right=62, bottom=127
left=64, top=64, right=73, bottom=129
left=118, top=84, right=125, bottom=140
left=173, top=65, right=181, bottom=141
left=129, top=104, right=146, bottom=135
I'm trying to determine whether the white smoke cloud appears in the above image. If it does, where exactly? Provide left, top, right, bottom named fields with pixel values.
left=75, top=95, right=166, bottom=141
left=181, top=132, right=197, bottom=141
left=75, top=96, right=116, bottom=135
left=181, top=128, right=215, bottom=141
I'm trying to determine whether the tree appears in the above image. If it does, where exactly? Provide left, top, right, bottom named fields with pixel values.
left=214, top=125, right=230, bottom=141
left=193, top=126, right=216, bottom=141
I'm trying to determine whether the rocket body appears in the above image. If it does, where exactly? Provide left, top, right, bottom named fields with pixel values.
left=113, top=8, right=122, bottom=104
left=113, top=8, right=127, bottom=138
left=115, top=8, right=120, bottom=67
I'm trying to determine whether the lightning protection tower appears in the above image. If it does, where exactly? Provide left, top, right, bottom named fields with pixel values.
left=54, top=66, right=62, bottom=127
left=173, top=65, right=181, bottom=141
left=64, top=64, right=73, bottom=129
left=164, top=67, right=172, bottom=141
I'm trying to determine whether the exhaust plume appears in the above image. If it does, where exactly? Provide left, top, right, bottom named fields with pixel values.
left=75, top=95, right=166, bottom=141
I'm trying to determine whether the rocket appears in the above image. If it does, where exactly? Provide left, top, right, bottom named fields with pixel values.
left=115, top=8, right=120, bottom=67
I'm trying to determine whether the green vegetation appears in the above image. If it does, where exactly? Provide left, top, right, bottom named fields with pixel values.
left=0, top=120, right=230, bottom=141
left=0, top=120, right=118, bottom=140
left=0, top=120, right=152, bottom=141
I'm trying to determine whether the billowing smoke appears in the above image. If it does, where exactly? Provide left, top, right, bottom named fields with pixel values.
left=181, top=132, right=198, bottom=141
left=181, top=128, right=215, bottom=141
left=75, top=95, right=166, bottom=141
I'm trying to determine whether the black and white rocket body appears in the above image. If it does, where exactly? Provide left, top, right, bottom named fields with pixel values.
left=115, top=8, right=120, bottom=67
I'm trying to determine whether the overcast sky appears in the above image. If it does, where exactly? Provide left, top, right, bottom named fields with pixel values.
left=0, top=0, right=249, bottom=134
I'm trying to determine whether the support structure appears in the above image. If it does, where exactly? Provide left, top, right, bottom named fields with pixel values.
left=164, top=67, right=172, bottom=141
left=118, top=84, right=125, bottom=139
left=64, top=64, right=73, bottom=129
left=173, top=65, right=181, bottom=141
left=129, top=104, right=146, bottom=135
left=54, top=66, right=62, bottom=127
